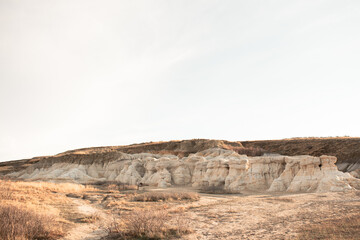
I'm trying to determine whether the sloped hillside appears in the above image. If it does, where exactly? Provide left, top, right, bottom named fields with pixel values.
left=59, top=139, right=243, bottom=156
left=0, top=140, right=243, bottom=175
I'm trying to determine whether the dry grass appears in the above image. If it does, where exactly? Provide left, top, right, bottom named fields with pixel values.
left=0, top=203, right=62, bottom=240
left=0, top=179, right=94, bottom=195
left=267, top=197, right=294, bottom=203
left=285, top=136, right=352, bottom=140
left=79, top=213, right=100, bottom=223
left=131, top=192, right=200, bottom=202
left=297, top=214, right=360, bottom=240
left=0, top=179, right=95, bottom=209
left=107, top=208, right=192, bottom=239
left=107, top=183, right=138, bottom=191
left=0, top=179, right=96, bottom=239
left=91, top=181, right=138, bottom=191
left=199, top=185, right=236, bottom=194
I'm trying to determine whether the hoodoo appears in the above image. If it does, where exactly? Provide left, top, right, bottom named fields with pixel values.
left=8, top=148, right=360, bottom=193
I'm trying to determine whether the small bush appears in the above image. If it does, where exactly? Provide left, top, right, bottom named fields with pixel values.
left=108, top=209, right=192, bottom=239
left=269, top=197, right=294, bottom=203
left=92, top=181, right=138, bottom=191
left=131, top=192, right=200, bottom=202
left=170, top=214, right=193, bottom=236
left=200, top=185, right=235, bottom=194
left=0, top=204, right=62, bottom=240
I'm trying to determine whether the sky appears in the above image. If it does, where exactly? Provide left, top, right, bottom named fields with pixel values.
left=1, top=0, right=360, bottom=162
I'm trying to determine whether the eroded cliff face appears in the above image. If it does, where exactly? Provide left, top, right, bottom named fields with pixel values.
left=2, top=138, right=360, bottom=178
left=8, top=148, right=360, bottom=193
left=241, top=137, right=360, bottom=173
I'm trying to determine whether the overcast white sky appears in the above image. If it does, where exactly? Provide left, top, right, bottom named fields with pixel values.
left=1, top=0, right=360, bottom=161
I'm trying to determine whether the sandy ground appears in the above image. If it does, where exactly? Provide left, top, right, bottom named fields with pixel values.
left=61, top=198, right=110, bottom=240
left=56, top=187, right=360, bottom=240
left=178, top=191, right=360, bottom=240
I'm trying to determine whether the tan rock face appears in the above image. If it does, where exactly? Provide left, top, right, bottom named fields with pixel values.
left=8, top=148, right=360, bottom=192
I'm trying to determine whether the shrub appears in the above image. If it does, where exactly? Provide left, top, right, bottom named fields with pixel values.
left=131, top=192, right=200, bottom=202
left=0, top=179, right=94, bottom=197
left=0, top=204, right=62, bottom=240
left=268, top=197, right=294, bottom=203
left=91, top=181, right=138, bottom=191
left=200, top=185, right=236, bottom=194
left=107, top=209, right=192, bottom=239
left=107, top=183, right=138, bottom=191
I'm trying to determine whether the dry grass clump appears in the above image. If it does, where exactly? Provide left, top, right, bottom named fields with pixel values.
left=200, top=185, right=236, bottom=194
left=107, top=183, right=138, bottom=191
left=297, top=214, right=360, bottom=240
left=0, top=203, right=63, bottom=240
left=79, top=213, right=100, bottom=223
left=267, top=197, right=294, bottom=203
left=131, top=192, right=200, bottom=202
left=107, top=209, right=192, bottom=239
left=92, top=181, right=138, bottom=191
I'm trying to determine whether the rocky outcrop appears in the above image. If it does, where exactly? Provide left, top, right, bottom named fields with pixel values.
left=8, top=148, right=360, bottom=193
left=2, top=138, right=359, bottom=178
left=241, top=137, right=360, bottom=173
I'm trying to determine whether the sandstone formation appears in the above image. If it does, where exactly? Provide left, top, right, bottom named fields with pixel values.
left=2, top=139, right=359, bottom=178
left=8, top=148, right=360, bottom=193
left=242, top=137, right=360, bottom=173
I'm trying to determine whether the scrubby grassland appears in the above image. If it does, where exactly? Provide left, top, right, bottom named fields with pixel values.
left=0, top=178, right=359, bottom=240
left=298, top=213, right=360, bottom=240
left=83, top=183, right=360, bottom=240
left=131, top=191, right=199, bottom=202
left=0, top=179, right=198, bottom=240
left=0, top=179, right=85, bottom=239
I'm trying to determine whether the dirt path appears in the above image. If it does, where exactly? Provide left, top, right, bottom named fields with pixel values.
left=58, top=187, right=359, bottom=240
left=61, top=198, right=110, bottom=240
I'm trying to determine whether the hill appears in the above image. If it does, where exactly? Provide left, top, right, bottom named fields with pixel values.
left=1, top=138, right=359, bottom=176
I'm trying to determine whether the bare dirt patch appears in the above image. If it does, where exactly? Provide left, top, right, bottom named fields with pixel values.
left=178, top=191, right=360, bottom=240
